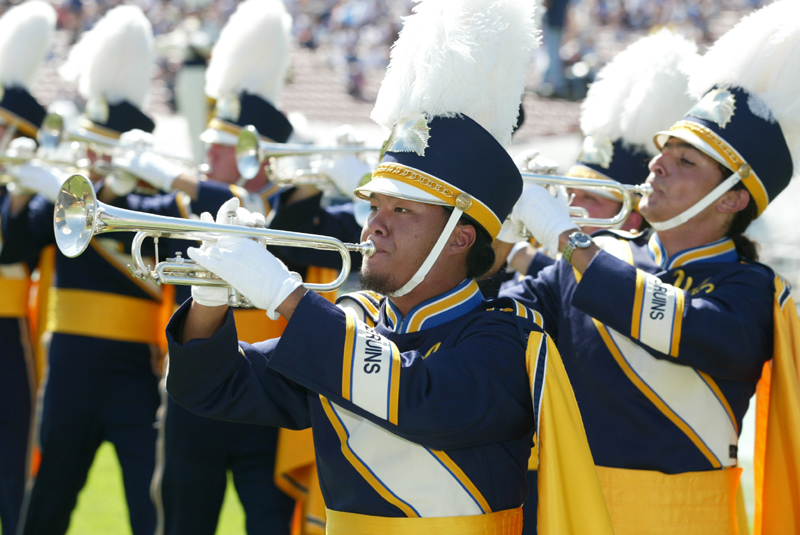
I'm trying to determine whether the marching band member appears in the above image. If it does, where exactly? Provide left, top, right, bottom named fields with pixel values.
left=501, top=30, right=701, bottom=532
left=0, top=7, right=228, bottom=534
left=500, top=29, right=698, bottom=281
left=0, top=4, right=55, bottom=533
left=500, top=2, right=800, bottom=532
left=142, top=1, right=300, bottom=533
left=164, top=1, right=614, bottom=534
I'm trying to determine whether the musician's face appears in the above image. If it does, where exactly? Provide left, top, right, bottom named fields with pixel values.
left=640, top=137, right=726, bottom=224
left=359, top=193, right=446, bottom=295
left=205, top=143, right=240, bottom=184
left=567, top=188, right=623, bottom=234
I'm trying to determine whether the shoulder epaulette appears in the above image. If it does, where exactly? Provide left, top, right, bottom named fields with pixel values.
left=484, top=296, right=544, bottom=329
left=336, top=291, right=383, bottom=325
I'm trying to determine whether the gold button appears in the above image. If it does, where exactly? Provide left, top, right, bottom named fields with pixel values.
left=455, top=193, right=472, bottom=211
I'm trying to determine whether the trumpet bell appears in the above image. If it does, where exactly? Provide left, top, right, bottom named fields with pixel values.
left=54, top=174, right=98, bottom=258
left=236, top=125, right=261, bottom=180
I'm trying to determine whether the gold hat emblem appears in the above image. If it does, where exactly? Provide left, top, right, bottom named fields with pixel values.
left=687, top=88, right=736, bottom=129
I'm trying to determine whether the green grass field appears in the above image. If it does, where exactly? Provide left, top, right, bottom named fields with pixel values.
left=65, top=442, right=247, bottom=535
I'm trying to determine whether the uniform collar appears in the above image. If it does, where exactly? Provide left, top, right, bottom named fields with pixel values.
left=647, top=233, right=738, bottom=270
left=383, top=279, right=484, bottom=334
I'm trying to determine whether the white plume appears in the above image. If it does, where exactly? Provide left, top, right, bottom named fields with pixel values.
left=687, top=0, right=800, bottom=175
left=371, top=0, right=539, bottom=146
left=0, top=1, right=56, bottom=89
left=205, top=0, right=292, bottom=106
left=581, top=29, right=698, bottom=156
left=59, top=5, right=153, bottom=108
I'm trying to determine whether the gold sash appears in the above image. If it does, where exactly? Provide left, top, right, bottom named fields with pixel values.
left=47, top=288, right=163, bottom=345
left=0, top=276, right=29, bottom=317
left=325, top=507, right=522, bottom=535
left=596, top=465, right=743, bottom=535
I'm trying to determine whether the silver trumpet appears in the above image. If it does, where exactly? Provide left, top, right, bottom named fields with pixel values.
left=236, top=125, right=381, bottom=180
left=54, top=174, right=376, bottom=307
left=521, top=172, right=653, bottom=228
left=38, top=112, right=196, bottom=167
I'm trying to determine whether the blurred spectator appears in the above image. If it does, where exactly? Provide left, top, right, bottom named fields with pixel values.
left=539, top=0, right=570, bottom=99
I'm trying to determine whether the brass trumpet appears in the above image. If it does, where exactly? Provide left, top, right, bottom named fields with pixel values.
left=236, top=125, right=381, bottom=181
left=54, top=174, right=376, bottom=307
left=521, top=172, right=653, bottom=228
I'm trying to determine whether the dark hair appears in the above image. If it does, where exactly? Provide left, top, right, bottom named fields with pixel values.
left=719, top=164, right=759, bottom=261
left=442, top=207, right=496, bottom=279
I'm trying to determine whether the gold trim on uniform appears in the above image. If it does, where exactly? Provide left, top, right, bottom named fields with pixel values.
left=78, top=118, right=123, bottom=140
left=206, top=117, right=276, bottom=143
left=0, top=277, right=30, bottom=317
left=0, top=107, right=38, bottom=138
left=324, top=507, right=522, bottom=535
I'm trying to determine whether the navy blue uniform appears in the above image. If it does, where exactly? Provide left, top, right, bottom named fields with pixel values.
left=0, top=183, right=230, bottom=535
left=501, top=230, right=773, bottom=529
left=166, top=280, right=542, bottom=520
left=156, top=183, right=361, bottom=535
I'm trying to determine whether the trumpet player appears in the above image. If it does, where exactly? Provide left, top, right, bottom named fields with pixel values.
left=498, top=3, right=800, bottom=532
left=164, top=2, right=614, bottom=534
left=0, top=3, right=56, bottom=534
left=493, top=30, right=701, bottom=533
left=0, top=8, right=233, bottom=535
left=109, top=1, right=362, bottom=534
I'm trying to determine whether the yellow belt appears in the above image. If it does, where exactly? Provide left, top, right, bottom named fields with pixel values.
left=0, top=277, right=29, bottom=317
left=325, top=507, right=522, bottom=535
left=596, top=465, right=743, bottom=535
left=47, top=287, right=163, bottom=345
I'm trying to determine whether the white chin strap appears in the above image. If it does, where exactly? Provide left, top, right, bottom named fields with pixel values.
left=389, top=206, right=464, bottom=298
left=649, top=166, right=748, bottom=232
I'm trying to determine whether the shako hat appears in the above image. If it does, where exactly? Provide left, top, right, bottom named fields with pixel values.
left=356, top=0, right=539, bottom=296
left=0, top=1, right=56, bottom=138
left=653, top=0, right=800, bottom=229
left=571, top=29, right=698, bottom=204
left=59, top=5, right=155, bottom=138
left=202, top=0, right=293, bottom=146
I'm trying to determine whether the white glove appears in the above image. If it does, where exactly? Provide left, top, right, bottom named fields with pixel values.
left=105, top=172, right=138, bottom=196
left=188, top=236, right=302, bottom=319
left=6, top=137, right=37, bottom=158
left=190, top=197, right=270, bottom=308
left=496, top=217, right=527, bottom=244
left=118, top=129, right=155, bottom=150
left=190, top=211, right=231, bottom=306
left=112, top=150, right=186, bottom=192
left=312, top=155, right=371, bottom=200
left=513, top=148, right=560, bottom=175
left=510, top=185, right=578, bottom=255
left=7, top=162, right=70, bottom=203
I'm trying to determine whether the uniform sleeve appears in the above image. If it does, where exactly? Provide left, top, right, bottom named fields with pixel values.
left=499, top=261, right=565, bottom=340
left=269, top=192, right=363, bottom=270
left=165, top=300, right=312, bottom=430
left=267, top=291, right=535, bottom=451
left=572, top=250, right=772, bottom=381
left=526, top=251, right=555, bottom=277
left=0, top=194, right=54, bottom=264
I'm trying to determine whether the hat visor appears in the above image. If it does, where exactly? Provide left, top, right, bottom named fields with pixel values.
left=654, top=129, right=731, bottom=170
left=200, top=128, right=239, bottom=146
left=354, top=176, right=450, bottom=206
